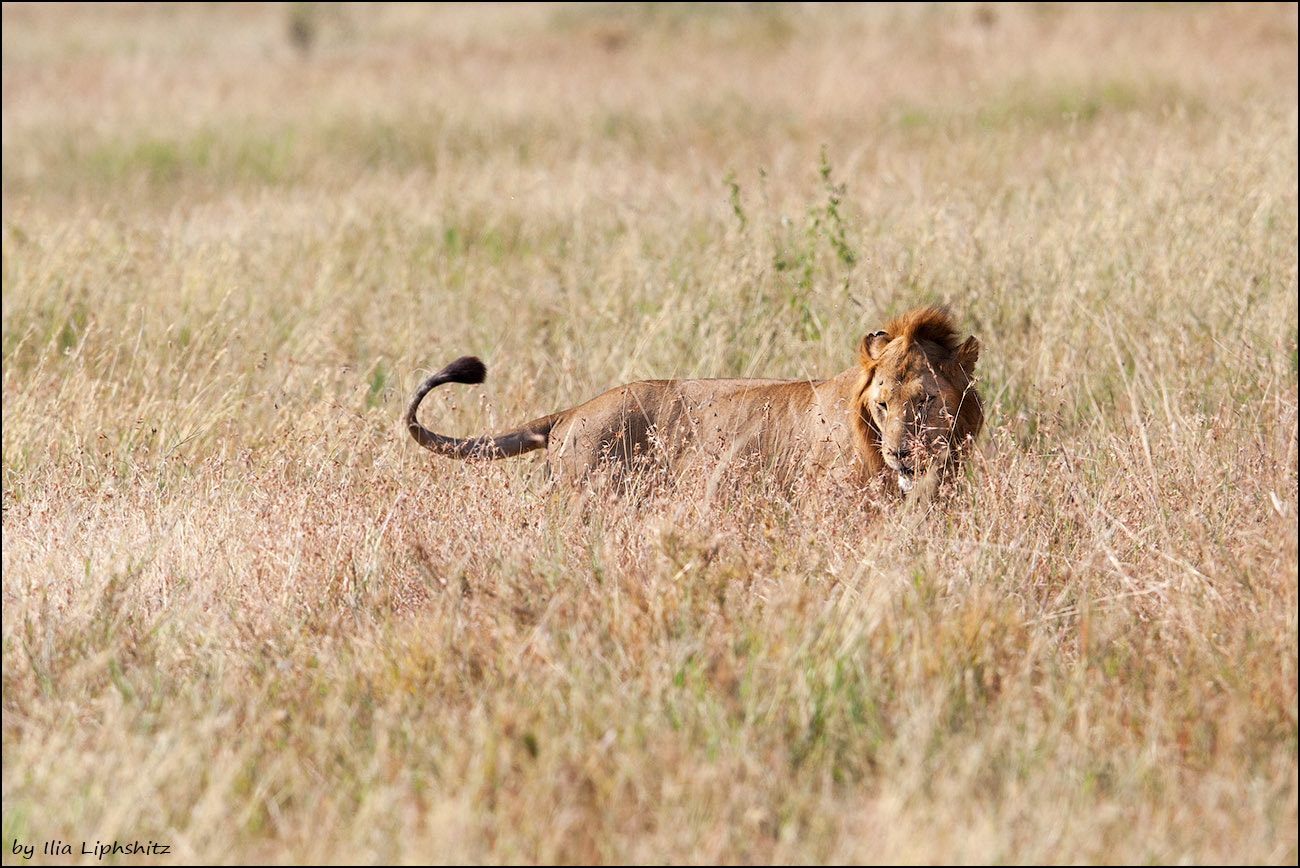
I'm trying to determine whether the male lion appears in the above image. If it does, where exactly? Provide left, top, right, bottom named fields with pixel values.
left=406, top=305, right=983, bottom=493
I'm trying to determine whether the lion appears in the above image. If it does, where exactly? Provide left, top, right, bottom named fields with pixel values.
left=406, top=305, right=983, bottom=493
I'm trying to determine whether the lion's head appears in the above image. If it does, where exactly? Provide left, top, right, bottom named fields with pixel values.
left=854, top=305, right=983, bottom=492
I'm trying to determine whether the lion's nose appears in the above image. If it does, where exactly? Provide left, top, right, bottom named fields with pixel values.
left=887, top=445, right=910, bottom=462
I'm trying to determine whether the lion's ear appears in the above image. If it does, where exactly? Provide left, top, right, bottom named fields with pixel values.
left=953, top=335, right=980, bottom=374
left=859, top=330, right=891, bottom=362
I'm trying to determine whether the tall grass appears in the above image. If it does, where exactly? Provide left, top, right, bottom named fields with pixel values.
left=3, top=3, right=1296, bottom=863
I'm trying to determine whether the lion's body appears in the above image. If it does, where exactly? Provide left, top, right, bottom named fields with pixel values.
left=541, top=372, right=866, bottom=486
left=406, top=306, right=983, bottom=492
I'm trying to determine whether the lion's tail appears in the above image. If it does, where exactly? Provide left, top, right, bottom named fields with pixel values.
left=405, top=357, right=555, bottom=460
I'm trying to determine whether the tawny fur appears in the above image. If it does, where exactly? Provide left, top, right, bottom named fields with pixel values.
left=406, top=306, right=982, bottom=490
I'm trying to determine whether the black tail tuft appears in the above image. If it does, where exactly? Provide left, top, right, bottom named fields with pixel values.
left=440, top=356, right=487, bottom=385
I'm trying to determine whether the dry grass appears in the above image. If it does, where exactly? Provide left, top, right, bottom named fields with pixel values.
left=2, top=2, right=1297, bottom=864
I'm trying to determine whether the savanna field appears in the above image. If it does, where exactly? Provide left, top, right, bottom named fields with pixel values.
left=2, top=3, right=1297, bottom=864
